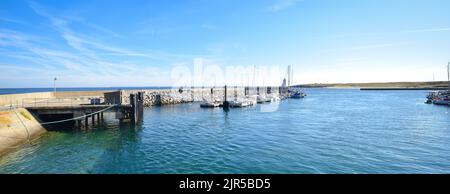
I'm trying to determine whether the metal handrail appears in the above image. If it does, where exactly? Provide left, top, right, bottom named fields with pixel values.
left=18, top=96, right=105, bottom=108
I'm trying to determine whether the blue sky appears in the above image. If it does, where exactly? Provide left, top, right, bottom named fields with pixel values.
left=1, top=0, right=450, bottom=87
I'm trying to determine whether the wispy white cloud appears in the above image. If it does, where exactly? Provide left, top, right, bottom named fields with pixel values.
left=403, top=27, right=450, bottom=33
left=29, top=1, right=202, bottom=61
left=0, top=1, right=220, bottom=87
left=0, top=64, right=49, bottom=73
left=0, top=17, right=27, bottom=25
left=266, top=0, right=302, bottom=13
left=328, top=43, right=398, bottom=52
left=69, top=17, right=122, bottom=38
left=371, top=27, right=450, bottom=36
left=334, top=27, right=450, bottom=38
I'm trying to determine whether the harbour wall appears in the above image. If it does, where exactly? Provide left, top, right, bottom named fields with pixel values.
left=0, top=88, right=281, bottom=107
left=0, top=91, right=109, bottom=107
left=0, top=108, right=46, bottom=155
left=118, top=87, right=280, bottom=106
left=0, top=92, right=54, bottom=107
left=54, top=91, right=110, bottom=98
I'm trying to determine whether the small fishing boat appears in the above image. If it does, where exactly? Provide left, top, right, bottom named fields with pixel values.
left=289, top=89, right=306, bottom=99
left=433, top=98, right=450, bottom=105
left=228, top=97, right=253, bottom=108
left=432, top=95, right=450, bottom=105
left=257, top=95, right=271, bottom=103
left=245, top=95, right=258, bottom=106
left=426, top=90, right=450, bottom=105
left=267, top=94, right=281, bottom=102
left=200, top=98, right=221, bottom=108
left=426, top=91, right=439, bottom=104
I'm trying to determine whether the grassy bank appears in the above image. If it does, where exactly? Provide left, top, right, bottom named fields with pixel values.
left=297, top=81, right=449, bottom=89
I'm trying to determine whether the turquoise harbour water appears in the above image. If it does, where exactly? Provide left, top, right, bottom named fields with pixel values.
left=1, top=89, right=450, bottom=174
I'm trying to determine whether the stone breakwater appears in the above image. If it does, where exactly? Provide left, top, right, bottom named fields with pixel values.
left=119, top=87, right=279, bottom=107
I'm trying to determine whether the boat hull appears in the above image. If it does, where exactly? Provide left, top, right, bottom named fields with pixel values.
left=200, top=102, right=221, bottom=108
left=433, top=100, right=450, bottom=105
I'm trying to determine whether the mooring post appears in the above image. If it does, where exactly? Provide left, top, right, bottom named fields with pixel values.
left=155, top=94, right=162, bottom=106
left=85, top=115, right=89, bottom=128
left=77, top=120, right=82, bottom=129
left=223, top=85, right=229, bottom=110
left=130, top=94, right=136, bottom=126
left=119, top=118, right=124, bottom=125
left=191, top=86, right=194, bottom=101
left=129, top=92, right=144, bottom=126
left=138, top=92, right=144, bottom=122
left=210, top=87, right=214, bottom=101
left=96, top=113, right=100, bottom=124
left=257, top=87, right=260, bottom=95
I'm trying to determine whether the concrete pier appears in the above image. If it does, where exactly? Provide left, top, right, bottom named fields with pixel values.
left=26, top=104, right=137, bottom=129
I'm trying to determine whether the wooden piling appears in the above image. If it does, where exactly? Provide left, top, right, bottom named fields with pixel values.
left=92, top=113, right=95, bottom=125
left=223, top=85, right=229, bottom=110
left=130, top=92, right=144, bottom=126
left=130, top=94, right=136, bottom=125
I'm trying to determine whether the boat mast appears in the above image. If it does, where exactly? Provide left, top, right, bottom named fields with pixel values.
left=287, top=65, right=291, bottom=87
left=253, top=65, right=256, bottom=93
left=447, top=62, right=449, bottom=90
left=292, top=68, right=294, bottom=87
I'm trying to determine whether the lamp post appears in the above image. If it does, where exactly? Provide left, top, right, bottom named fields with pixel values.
left=53, top=76, right=57, bottom=96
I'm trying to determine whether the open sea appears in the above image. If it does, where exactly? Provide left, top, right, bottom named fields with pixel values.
left=0, top=88, right=449, bottom=173
left=0, top=87, right=171, bottom=95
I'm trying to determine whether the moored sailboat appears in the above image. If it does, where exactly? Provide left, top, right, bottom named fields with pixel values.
left=200, top=87, right=222, bottom=108
left=426, top=62, right=450, bottom=106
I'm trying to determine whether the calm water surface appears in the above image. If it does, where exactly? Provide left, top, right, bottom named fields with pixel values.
left=1, top=89, right=449, bottom=173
